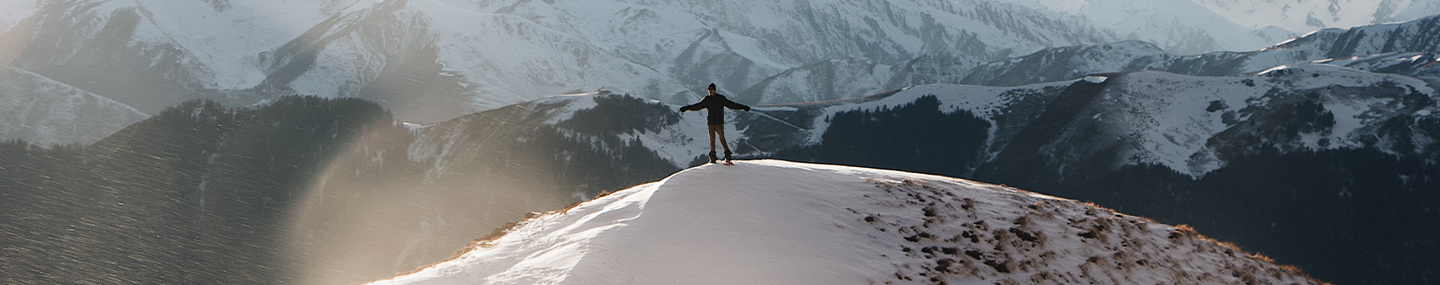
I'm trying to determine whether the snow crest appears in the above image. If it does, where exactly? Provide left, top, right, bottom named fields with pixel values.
left=374, top=160, right=1319, bottom=285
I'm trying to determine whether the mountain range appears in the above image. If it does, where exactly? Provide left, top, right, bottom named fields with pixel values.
left=4, top=49, right=1436, bottom=284
left=2, top=0, right=1438, bottom=145
left=3, top=1, right=1440, bottom=284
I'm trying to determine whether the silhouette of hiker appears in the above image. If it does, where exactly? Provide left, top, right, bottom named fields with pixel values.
left=680, top=83, right=750, bottom=164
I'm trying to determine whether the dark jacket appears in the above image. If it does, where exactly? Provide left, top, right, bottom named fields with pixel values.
left=682, top=94, right=750, bottom=125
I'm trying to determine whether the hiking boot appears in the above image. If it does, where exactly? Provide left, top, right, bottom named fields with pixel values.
left=708, top=151, right=718, bottom=163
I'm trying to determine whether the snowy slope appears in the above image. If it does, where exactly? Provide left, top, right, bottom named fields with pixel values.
left=0, top=66, right=148, bottom=145
left=958, top=40, right=1177, bottom=86
left=125, top=0, right=357, bottom=89
left=1064, top=66, right=1433, bottom=176
left=270, top=0, right=1117, bottom=118
left=0, top=0, right=38, bottom=34
left=0, top=0, right=364, bottom=117
left=755, top=14, right=1440, bottom=109
left=1194, top=0, right=1440, bottom=33
left=269, top=0, right=692, bottom=121
left=373, top=160, right=1319, bottom=284
left=890, top=66, right=1437, bottom=178
left=1317, top=51, right=1440, bottom=82
left=7, top=0, right=353, bottom=89
left=1234, top=14, right=1440, bottom=74
left=1012, top=0, right=1281, bottom=53
left=749, top=65, right=1435, bottom=179
left=902, top=14, right=1440, bottom=89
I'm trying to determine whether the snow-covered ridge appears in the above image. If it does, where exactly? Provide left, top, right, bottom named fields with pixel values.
left=1105, top=66, right=1435, bottom=176
left=1013, top=0, right=1282, bottom=53
left=877, top=60, right=1438, bottom=177
left=945, top=13, right=1440, bottom=89
left=373, top=160, right=1320, bottom=284
left=459, top=61, right=1435, bottom=180
left=741, top=64, right=1439, bottom=178
left=1194, top=0, right=1440, bottom=34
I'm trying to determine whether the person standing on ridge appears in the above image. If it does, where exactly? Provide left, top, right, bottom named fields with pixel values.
left=680, top=83, right=751, bottom=164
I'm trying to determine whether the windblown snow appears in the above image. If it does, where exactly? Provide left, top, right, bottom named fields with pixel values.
left=372, top=160, right=1318, bottom=285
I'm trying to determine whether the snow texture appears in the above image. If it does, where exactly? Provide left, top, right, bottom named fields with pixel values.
left=1016, top=0, right=1279, bottom=53
left=24, top=0, right=359, bottom=90
left=1194, top=0, right=1440, bottom=33
left=373, top=160, right=1319, bottom=285
left=0, top=0, right=38, bottom=34
left=0, top=66, right=148, bottom=145
left=883, top=64, right=1437, bottom=177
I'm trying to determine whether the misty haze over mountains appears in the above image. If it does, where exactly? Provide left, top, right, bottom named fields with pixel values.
left=2, top=0, right=1438, bottom=145
left=2, top=0, right=1440, bottom=284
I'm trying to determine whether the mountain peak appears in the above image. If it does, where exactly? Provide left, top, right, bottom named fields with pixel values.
left=374, top=160, right=1320, bottom=284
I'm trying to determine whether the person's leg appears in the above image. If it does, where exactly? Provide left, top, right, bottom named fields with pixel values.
left=706, top=125, right=717, bottom=152
left=716, top=126, right=731, bottom=153
left=706, top=125, right=720, bottom=162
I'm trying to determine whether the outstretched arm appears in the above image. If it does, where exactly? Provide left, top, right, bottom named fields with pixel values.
left=723, top=98, right=751, bottom=111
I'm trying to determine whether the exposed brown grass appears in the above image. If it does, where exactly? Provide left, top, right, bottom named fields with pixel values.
left=390, top=217, right=532, bottom=278
left=556, top=190, right=617, bottom=214
left=1170, top=224, right=1329, bottom=284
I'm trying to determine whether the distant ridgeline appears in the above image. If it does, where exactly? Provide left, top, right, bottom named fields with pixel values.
left=3, top=75, right=1438, bottom=284
left=0, top=96, right=679, bottom=284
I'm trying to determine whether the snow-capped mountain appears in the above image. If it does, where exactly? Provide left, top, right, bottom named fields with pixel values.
left=749, top=14, right=1440, bottom=110
left=909, top=13, right=1440, bottom=90
left=973, top=65, right=1434, bottom=178
left=1195, top=0, right=1440, bottom=33
left=0, top=66, right=147, bottom=145
left=0, top=0, right=1116, bottom=124
left=9, top=0, right=1438, bottom=145
left=261, top=0, right=694, bottom=122
left=260, top=0, right=1125, bottom=122
left=374, top=160, right=1320, bottom=285
left=1, top=0, right=355, bottom=109
left=1318, top=51, right=1440, bottom=82
left=1012, top=0, right=1289, bottom=54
